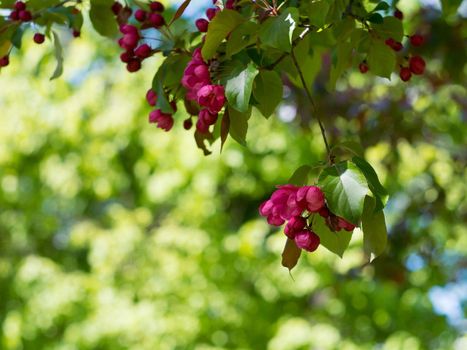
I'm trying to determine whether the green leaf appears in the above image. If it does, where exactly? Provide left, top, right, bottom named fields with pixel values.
left=226, top=21, right=258, bottom=58
left=308, top=28, right=336, bottom=47
left=259, top=8, right=298, bottom=52
left=228, top=106, right=250, bottom=146
left=440, top=0, right=463, bottom=16
left=308, top=1, right=330, bottom=28
left=50, top=31, right=63, bottom=80
left=10, top=27, right=24, bottom=49
left=288, top=165, right=311, bottom=186
left=351, top=156, right=388, bottom=210
left=220, top=111, right=230, bottom=152
left=327, top=41, right=352, bottom=91
left=332, top=18, right=355, bottom=42
left=281, top=238, right=301, bottom=271
left=372, top=16, right=404, bottom=41
left=367, top=39, right=395, bottom=79
left=332, top=141, right=364, bottom=157
left=27, top=0, right=61, bottom=10
left=202, top=10, right=244, bottom=60
left=89, top=0, right=118, bottom=38
left=372, top=1, right=390, bottom=12
left=152, top=66, right=174, bottom=114
left=312, top=215, right=352, bottom=258
left=367, top=13, right=384, bottom=23
left=362, top=196, right=388, bottom=259
left=253, top=70, right=283, bottom=118
left=225, top=62, right=258, bottom=113
left=151, top=55, right=189, bottom=113
left=326, top=0, right=349, bottom=22
left=0, top=40, right=11, bottom=58
left=318, top=161, right=369, bottom=225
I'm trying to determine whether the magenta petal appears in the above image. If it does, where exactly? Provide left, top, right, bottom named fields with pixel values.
left=296, top=186, right=309, bottom=202
left=259, top=200, right=273, bottom=217
left=267, top=214, right=285, bottom=226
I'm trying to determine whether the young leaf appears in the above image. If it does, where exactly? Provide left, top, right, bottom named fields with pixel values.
left=281, top=238, right=301, bottom=271
left=89, top=0, right=118, bottom=38
left=225, top=62, right=258, bottom=113
left=169, top=0, right=192, bottom=26
left=351, top=156, right=388, bottom=210
left=361, top=196, right=388, bottom=260
left=288, top=165, right=311, bottom=186
left=253, top=70, right=283, bottom=118
left=202, top=10, right=244, bottom=60
left=259, top=8, right=299, bottom=52
left=318, top=161, right=369, bottom=225
left=312, top=215, right=352, bottom=258
left=367, top=39, right=396, bottom=79
left=50, top=31, right=63, bottom=80
left=228, top=106, right=250, bottom=146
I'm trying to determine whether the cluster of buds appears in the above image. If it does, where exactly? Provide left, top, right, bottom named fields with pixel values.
left=9, top=1, right=32, bottom=22
left=259, top=185, right=355, bottom=252
left=359, top=9, right=427, bottom=82
left=195, top=2, right=221, bottom=33
left=114, top=1, right=166, bottom=72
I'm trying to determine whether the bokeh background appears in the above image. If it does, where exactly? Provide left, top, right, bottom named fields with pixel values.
left=0, top=0, right=466, bottom=349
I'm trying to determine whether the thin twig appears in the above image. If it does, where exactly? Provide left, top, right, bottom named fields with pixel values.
left=290, top=49, right=332, bottom=161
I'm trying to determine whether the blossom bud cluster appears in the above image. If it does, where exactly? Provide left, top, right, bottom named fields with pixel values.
left=114, top=1, right=166, bottom=73
left=181, top=49, right=226, bottom=134
left=259, top=185, right=356, bottom=252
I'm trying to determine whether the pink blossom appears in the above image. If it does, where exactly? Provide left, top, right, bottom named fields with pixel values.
left=149, top=110, right=174, bottom=131
left=181, top=62, right=210, bottom=91
left=196, top=117, right=210, bottom=134
left=206, top=7, right=220, bottom=20
left=259, top=185, right=302, bottom=226
left=294, top=230, right=320, bottom=252
left=198, top=109, right=218, bottom=126
left=284, top=216, right=307, bottom=239
left=119, top=33, right=140, bottom=50
left=195, top=18, right=209, bottom=33
left=294, top=186, right=325, bottom=212
left=146, top=89, right=157, bottom=106
left=337, top=217, right=356, bottom=232
left=135, top=44, right=152, bottom=59
left=119, top=24, right=138, bottom=35
left=197, top=84, right=226, bottom=113
left=226, top=0, right=236, bottom=9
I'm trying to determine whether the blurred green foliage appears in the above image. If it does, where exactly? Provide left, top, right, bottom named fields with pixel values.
left=0, top=1, right=466, bottom=349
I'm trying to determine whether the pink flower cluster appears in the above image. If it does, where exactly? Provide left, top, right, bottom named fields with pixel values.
left=181, top=49, right=226, bottom=134
left=259, top=185, right=356, bottom=252
left=146, top=89, right=176, bottom=132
